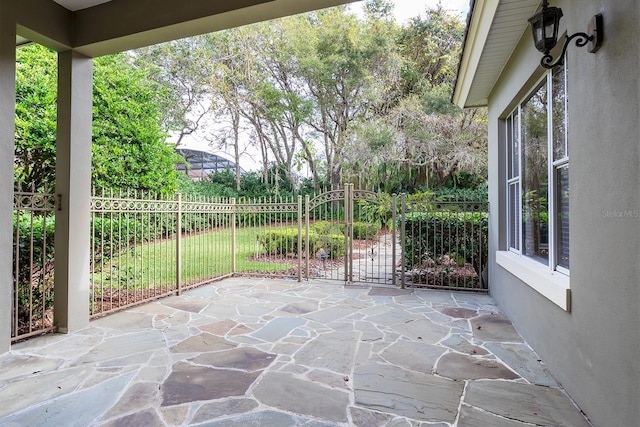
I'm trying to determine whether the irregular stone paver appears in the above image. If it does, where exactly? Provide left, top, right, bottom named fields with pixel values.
left=472, top=314, right=523, bottom=342
left=0, top=366, right=93, bottom=417
left=349, top=407, right=393, bottom=426
left=441, top=334, right=489, bottom=355
left=386, top=419, right=412, bottom=427
left=485, top=342, right=558, bottom=387
left=251, top=317, right=306, bottom=342
left=99, top=350, right=155, bottom=368
left=159, top=405, right=189, bottom=425
left=0, top=354, right=63, bottom=382
left=295, top=331, right=358, bottom=374
left=354, top=362, right=463, bottom=423
left=280, top=300, right=318, bottom=314
left=161, top=362, right=261, bottom=406
left=30, top=334, right=104, bottom=360
left=162, top=298, right=209, bottom=313
left=90, top=311, right=154, bottom=330
left=307, top=369, right=351, bottom=390
left=368, top=287, right=411, bottom=297
left=104, top=381, right=159, bottom=419
left=191, top=398, right=259, bottom=424
left=170, top=333, right=237, bottom=353
left=199, top=410, right=304, bottom=426
left=436, top=352, right=520, bottom=380
left=380, top=340, right=445, bottom=373
left=237, top=303, right=278, bottom=317
left=464, top=380, right=591, bottom=426
left=355, top=320, right=384, bottom=342
left=198, top=319, right=239, bottom=335
left=458, top=404, right=530, bottom=427
left=253, top=372, right=350, bottom=422
left=304, top=303, right=360, bottom=323
left=1, top=278, right=589, bottom=427
left=4, top=371, right=135, bottom=426
left=101, top=408, right=163, bottom=427
left=190, top=348, right=276, bottom=371
left=437, top=306, right=478, bottom=318
left=391, top=317, right=450, bottom=342
left=76, top=330, right=165, bottom=364
left=365, top=308, right=420, bottom=326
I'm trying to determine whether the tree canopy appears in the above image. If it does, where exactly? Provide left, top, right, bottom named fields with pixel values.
left=15, top=44, right=179, bottom=194
left=15, top=3, right=486, bottom=197
left=138, top=3, right=486, bottom=194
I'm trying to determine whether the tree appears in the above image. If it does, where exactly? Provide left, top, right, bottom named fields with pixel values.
left=398, top=5, right=465, bottom=97
left=134, top=38, right=217, bottom=146
left=14, top=44, right=58, bottom=191
left=293, top=7, right=401, bottom=188
left=92, top=53, right=180, bottom=193
left=241, top=20, right=318, bottom=189
left=125, top=4, right=487, bottom=195
left=14, top=44, right=179, bottom=194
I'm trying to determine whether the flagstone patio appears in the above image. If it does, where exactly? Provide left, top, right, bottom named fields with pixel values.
left=0, top=278, right=590, bottom=426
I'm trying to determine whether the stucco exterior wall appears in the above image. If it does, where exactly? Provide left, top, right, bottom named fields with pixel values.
left=0, top=2, right=17, bottom=354
left=486, top=1, right=640, bottom=426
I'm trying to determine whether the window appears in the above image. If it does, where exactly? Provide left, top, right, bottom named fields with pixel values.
left=506, top=64, right=568, bottom=274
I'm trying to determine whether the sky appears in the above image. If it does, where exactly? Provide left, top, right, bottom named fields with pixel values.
left=390, top=0, right=470, bottom=22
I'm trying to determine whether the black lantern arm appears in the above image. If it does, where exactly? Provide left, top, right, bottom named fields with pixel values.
left=540, top=31, right=592, bottom=69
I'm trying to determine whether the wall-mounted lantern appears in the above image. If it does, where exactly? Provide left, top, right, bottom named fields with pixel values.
left=528, top=0, right=603, bottom=69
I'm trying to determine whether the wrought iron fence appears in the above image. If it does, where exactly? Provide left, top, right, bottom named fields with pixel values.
left=12, top=185, right=56, bottom=342
left=400, top=197, right=489, bottom=290
left=12, top=187, right=488, bottom=341
left=89, top=191, right=303, bottom=317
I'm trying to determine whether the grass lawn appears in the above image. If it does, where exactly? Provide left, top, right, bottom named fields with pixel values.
left=91, top=225, right=295, bottom=291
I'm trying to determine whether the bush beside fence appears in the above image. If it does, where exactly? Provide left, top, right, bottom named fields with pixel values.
left=403, top=211, right=488, bottom=278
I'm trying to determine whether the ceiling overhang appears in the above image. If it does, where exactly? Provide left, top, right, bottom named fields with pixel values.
left=73, top=0, right=356, bottom=57
left=453, top=0, right=540, bottom=108
left=14, top=0, right=357, bottom=57
left=53, top=0, right=111, bottom=11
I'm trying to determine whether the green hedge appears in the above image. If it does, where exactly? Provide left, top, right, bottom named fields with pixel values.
left=402, top=211, right=488, bottom=275
left=312, top=221, right=380, bottom=240
left=257, top=228, right=346, bottom=259
left=13, top=213, right=56, bottom=328
left=352, top=222, right=380, bottom=240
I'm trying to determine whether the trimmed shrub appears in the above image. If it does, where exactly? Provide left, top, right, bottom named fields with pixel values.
left=352, top=221, right=380, bottom=240
left=313, top=233, right=346, bottom=259
left=312, top=220, right=379, bottom=240
left=258, top=228, right=309, bottom=255
left=257, top=228, right=346, bottom=259
left=13, top=213, right=56, bottom=329
left=312, top=221, right=343, bottom=235
left=402, top=211, right=488, bottom=275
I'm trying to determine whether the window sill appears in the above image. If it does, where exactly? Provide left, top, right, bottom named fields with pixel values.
left=496, top=251, right=571, bottom=312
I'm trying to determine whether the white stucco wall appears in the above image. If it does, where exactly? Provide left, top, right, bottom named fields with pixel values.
left=486, top=1, right=640, bottom=426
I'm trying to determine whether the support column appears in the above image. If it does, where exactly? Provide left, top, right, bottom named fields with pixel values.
left=0, top=4, right=17, bottom=353
left=54, top=50, right=93, bottom=333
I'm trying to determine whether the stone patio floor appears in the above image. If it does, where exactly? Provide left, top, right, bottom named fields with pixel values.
left=0, top=278, right=591, bottom=426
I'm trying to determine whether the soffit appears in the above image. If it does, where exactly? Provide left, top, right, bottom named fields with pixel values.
left=17, top=0, right=357, bottom=56
left=454, top=0, right=540, bottom=108
left=53, top=0, right=111, bottom=11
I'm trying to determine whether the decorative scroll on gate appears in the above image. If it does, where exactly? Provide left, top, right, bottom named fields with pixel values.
left=304, top=185, right=399, bottom=286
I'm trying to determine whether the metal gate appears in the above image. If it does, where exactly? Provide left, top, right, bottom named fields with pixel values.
left=304, top=184, right=488, bottom=291
left=12, top=186, right=56, bottom=342
left=304, top=184, right=398, bottom=285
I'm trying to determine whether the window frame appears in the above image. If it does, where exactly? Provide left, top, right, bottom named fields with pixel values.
left=499, top=65, right=571, bottom=311
left=505, top=67, right=568, bottom=276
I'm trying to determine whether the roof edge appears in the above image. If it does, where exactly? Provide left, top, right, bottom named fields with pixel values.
left=452, top=0, right=499, bottom=108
